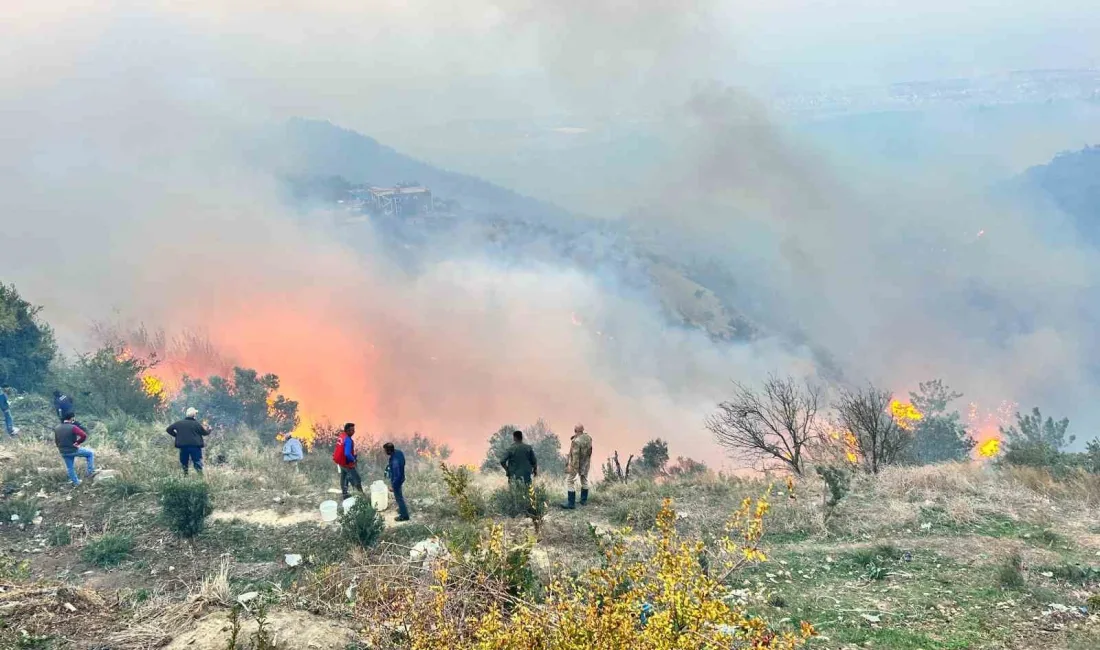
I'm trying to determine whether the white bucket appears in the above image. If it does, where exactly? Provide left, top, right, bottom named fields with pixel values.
left=370, top=480, right=389, bottom=511
left=342, top=496, right=357, bottom=513
left=319, top=500, right=339, bottom=522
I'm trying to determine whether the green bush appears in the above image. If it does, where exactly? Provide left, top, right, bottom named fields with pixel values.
left=0, top=497, right=39, bottom=524
left=491, top=480, right=549, bottom=519
left=606, top=495, right=664, bottom=530
left=440, top=463, right=487, bottom=522
left=340, top=497, right=384, bottom=548
left=47, top=525, right=72, bottom=547
left=82, top=533, right=133, bottom=567
left=160, top=479, right=214, bottom=538
left=0, top=282, right=57, bottom=391
left=997, top=553, right=1026, bottom=589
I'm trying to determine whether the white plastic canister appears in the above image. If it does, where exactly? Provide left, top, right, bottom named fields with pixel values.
left=370, top=480, right=389, bottom=511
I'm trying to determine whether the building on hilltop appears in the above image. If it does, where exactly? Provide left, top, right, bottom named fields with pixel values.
left=367, top=183, right=434, bottom=217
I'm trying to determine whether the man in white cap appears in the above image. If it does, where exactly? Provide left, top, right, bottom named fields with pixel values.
left=166, top=407, right=210, bottom=475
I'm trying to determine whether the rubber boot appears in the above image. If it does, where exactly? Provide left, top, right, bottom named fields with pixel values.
left=560, top=491, right=576, bottom=509
left=580, top=488, right=589, bottom=505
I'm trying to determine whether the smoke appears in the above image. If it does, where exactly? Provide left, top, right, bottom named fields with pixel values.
left=2, top=0, right=1098, bottom=464
left=0, top=2, right=819, bottom=463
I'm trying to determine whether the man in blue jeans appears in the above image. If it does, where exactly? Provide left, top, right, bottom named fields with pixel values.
left=383, top=442, right=410, bottom=521
left=54, top=415, right=96, bottom=486
left=166, top=407, right=210, bottom=475
left=1, top=387, right=19, bottom=437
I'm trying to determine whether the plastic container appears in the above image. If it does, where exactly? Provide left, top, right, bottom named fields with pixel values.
left=370, top=480, right=389, bottom=511
left=342, top=496, right=357, bottom=513
left=319, top=500, right=338, bottom=522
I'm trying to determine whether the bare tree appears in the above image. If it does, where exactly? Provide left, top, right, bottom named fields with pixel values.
left=836, top=384, right=911, bottom=474
left=706, top=375, right=822, bottom=475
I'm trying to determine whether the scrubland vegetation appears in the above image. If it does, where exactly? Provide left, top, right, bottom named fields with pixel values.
left=3, top=286, right=1100, bottom=649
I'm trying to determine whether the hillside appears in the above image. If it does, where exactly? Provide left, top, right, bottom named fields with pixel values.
left=271, top=118, right=578, bottom=224
left=1019, top=145, right=1100, bottom=241
left=1, top=428, right=1098, bottom=649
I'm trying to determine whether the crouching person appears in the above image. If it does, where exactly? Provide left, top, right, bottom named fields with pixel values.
left=55, top=415, right=96, bottom=487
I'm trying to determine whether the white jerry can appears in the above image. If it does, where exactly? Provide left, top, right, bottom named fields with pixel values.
left=370, top=480, right=389, bottom=511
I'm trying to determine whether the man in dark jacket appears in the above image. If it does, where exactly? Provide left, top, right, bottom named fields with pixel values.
left=166, top=407, right=210, bottom=475
left=54, top=415, right=96, bottom=486
left=53, top=389, right=74, bottom=422
left=383, top=442, right=410, bottom=521
left=500, top=429, right=538, bottom=485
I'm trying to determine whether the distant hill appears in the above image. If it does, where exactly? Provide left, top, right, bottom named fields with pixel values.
left=1019, top=145, right=1100, bottom=239
left=271, top=118, right=577, bottom=225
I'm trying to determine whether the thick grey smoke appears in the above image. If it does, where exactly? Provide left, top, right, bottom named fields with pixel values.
left=0, top=3, right=816, bottom=462
left=2, top=0, right=1097, bottom=461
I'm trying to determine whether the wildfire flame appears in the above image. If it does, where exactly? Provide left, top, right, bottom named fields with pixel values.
left=977, top=438, right=1001, bottom=458
left=141, top=375, right=166, bottom=399
left=889, top=400, right=923, bottom=431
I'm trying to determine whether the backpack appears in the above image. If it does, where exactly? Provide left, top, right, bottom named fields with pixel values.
left=333, top=432, right=351, bottom=467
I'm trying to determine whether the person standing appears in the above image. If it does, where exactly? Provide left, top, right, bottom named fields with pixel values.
left=54, top=414, right=96, bottom=486
left=1, top=387, right=18, bottom=437
left=500, top=429, right=538, bottom=486
left=166, top=407, right=209, bottom=475
left=53, top=389, right=74, bottom=422
left=383, top=442, right=410, bottom=521
left=561, top=424, right=593, bottom=509
left=282, top=431, right=305, bottom=471
left=333, top=423, right=365, bottom=500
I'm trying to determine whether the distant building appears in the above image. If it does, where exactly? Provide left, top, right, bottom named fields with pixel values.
left=367, top=184, right=434, bottom=217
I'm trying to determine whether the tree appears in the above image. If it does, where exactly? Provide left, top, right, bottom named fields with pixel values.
left=174, top=367, right=299, bottom=442
left=836, top=385, right=911, bottom=474
left=639, top=438, right=670, bottom=474
left=906, top=379, right=975, bottom=464
left=706, top=376, right=822, bottom=475
left=0, top=283, right=57, bottom=391
left=60, top=346, right=164, bottom=420
left=480, top=419, right=566, bottom=475
left=1000, top=407, right=1073, bottom=450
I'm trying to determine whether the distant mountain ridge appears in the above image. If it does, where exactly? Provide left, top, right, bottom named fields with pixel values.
left=275, top=118, right=577, bottom=225
left=1019, top=145, right=1100, bottom=241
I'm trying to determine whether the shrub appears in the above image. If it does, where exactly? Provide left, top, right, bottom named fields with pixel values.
left=47, top=525, right=72, bottom=547
left=374, top=497, right=815, bottom=649
left=0, top=282, right=57, bottom=391
left=0, top=497, right=39, bottom=525
left=491, top=480, right=549, bottom=534
left=441, top=463, right=486, bottom=522
left=815, top=465, right=851, bottom=526
left=82, top=533, right=133, bottom=567
left=639, top=438, right=670, bottom=474
left=340, top=497, right=384, bottom=548
left=606, top=495, right=664, bottom=531
left=997, top=553, right=1026, bottom=589
left=174, top=367, right=299, bottom=444
left=160, top=479, right=214, bottom=538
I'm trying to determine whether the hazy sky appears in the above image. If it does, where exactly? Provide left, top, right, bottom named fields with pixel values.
left=3, top=1, right=1097, bottom=131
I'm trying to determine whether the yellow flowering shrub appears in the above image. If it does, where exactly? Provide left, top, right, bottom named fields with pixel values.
left=369, top=491, right=815, bottom=650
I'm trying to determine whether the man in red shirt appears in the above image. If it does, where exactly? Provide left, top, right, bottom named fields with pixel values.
left=54, top=415, right=97, bottom=486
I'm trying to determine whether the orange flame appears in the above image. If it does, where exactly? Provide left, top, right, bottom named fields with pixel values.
left=977, top=438, right=1001, bottom=458
left=889, top=400, right=923, bottom=431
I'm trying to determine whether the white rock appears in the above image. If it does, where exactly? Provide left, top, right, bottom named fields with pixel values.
left=10, top=514, right=19, bottom=522
left=63, top=602, right=77, bottom=612
left=860, top=613, right=881, bottom=623
left=32, top=516, right=42, bottom=526
left=237, top=591, right=259, bottom=604
left=410, top=538, right=447, bottom=564
left=285, top=554, right=302, bottom=567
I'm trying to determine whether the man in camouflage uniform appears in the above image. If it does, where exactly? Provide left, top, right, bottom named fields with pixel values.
left=561, top=424, right=593, bottom=509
